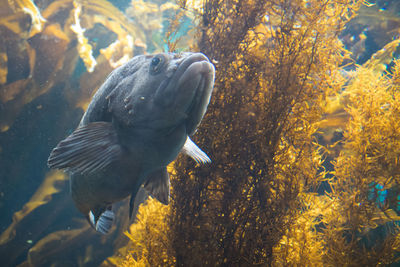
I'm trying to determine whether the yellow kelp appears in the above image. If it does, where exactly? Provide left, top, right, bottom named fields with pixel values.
left=115, top=0, right=364, bottom=265
left=70, top=1, right=96, bottom=72
left=119, top=199, right=173, bottom=266
left=125, top=0, right=182, bottom=52
left=100, top=34, right=134, bottom=69
left=273, top=36, right=400, bottom=266
left=0, top=22, right=70, bottom=132
left=0, top=171, right=67, bottom=265
left=0, top=48, right=7, bottom=85
left=8, top=0, right=46, bottom=37
left=272, top=194, right=328, bottom=266
left=321, top=38, right=400, bottom=265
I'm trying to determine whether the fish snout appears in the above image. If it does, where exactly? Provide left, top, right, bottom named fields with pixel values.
left=184, top=58, right=215, bottom=135
left=152, top=52, right=215, bottom=133
left=172, top=54, right=214, bottom=115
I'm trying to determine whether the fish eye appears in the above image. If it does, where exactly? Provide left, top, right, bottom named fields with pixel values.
left=151, top=57, right=161, bottom=66
left=149, top=55, right=165, bottom=74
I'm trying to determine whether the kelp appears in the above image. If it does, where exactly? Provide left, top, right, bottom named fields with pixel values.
left=70, top=1, right=96, bottom=72
left=0, top=22, right=70, bottom=132
left=119, top=198, right=172, bottom=267
left=267, top=20, right=400, bottom=267
left=341, top=0, right=400, bottom=64
left=0, top=50, right=7, bottom=85
left=117, top=0, right=365, bottom=266
left=320, top=38, right=400, bottom=265
left=8, top=0, right=47, bottom=37
left=272, top=193, right=328, bottom=266
left=317, top=36, right=400, bottom=151
left=0, top=171, right=68, bottom=266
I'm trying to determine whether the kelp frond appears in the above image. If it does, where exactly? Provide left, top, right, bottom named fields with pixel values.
left=70, top=1, right=96, bottom=72
left=8, top=0, right=46, bottom=37
left=121, top=198, right=173, bottom=266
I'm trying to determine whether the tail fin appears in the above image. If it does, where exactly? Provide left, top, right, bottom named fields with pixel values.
left=88, top=207, right=115, bottom=234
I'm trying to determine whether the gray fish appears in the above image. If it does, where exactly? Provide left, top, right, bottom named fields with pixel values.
left=48, top=52, right=215, bottom=234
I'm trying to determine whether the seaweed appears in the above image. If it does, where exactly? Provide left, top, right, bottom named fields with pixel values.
left=320, top=39, right=400, bottom=266
left=118, top=0, right=372, bottom=266
left=341, top=0, right=400, bottom=65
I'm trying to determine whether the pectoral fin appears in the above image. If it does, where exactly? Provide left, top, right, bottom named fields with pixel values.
left=48, top=122, right=122, bottom=174
left=144, top=167, right=170, bottom=205
left=181, top=136, right=211, bottom=164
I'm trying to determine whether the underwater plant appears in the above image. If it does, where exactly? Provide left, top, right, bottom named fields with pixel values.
left=318, top=39, right=400, bottom=266
left=341, top=0, right=400, bottom=65
left=115, top=0, right=382, bottom=266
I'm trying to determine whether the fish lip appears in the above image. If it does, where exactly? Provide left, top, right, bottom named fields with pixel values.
left=175, top=54, right=214, bottom=110
left=149, top=52, right=215, bottom=132
left=176, top=59, right=214, bottom=93
left=183, top=61, right=215, bottom=135
left=173, top=53, right=212, bottom=83
left=179, top=53, right=211, bottom=70
left=155, top=53, right=213, bottom=104
left=173, top=54, right=215, bottom=135
left=178, top=60, right=213, bottom=104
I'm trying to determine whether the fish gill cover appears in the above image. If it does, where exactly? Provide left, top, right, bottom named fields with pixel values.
left=1, top=0, right=400, bottom=266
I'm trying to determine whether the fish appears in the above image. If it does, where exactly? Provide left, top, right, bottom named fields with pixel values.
left=47, top=52, right=215, bottom=234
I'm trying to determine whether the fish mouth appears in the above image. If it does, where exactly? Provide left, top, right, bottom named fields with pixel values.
left=165, top=53, right=215, bottom=135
